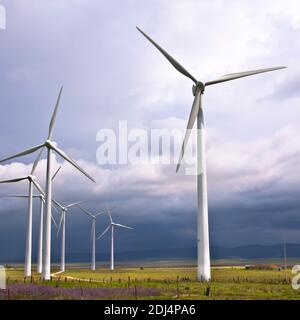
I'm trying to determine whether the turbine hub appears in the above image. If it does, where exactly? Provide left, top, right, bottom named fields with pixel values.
left=45, top=140, right=53, bottom=148
left=28, top=175, right=36, bottom=181
left=192, top=81, right=205, bottom=96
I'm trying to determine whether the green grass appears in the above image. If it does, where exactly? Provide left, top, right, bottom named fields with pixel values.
left=3, top=266, right=300, bottom=300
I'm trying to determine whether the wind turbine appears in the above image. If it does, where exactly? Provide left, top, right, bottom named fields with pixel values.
left=54, top=199, right=88, bottom=272
left=78, top=206, right=105, bottom=271
left=0, top=87, right=96, bottom=280
left=8, top=166, right=61, bottom=273
left=8, top=169, right=60, bottom=273
left=8, top=194, right=58, bottom=273
left=137, top=27, right=286, bottom=281
left=8, top=194, right=57, bottom=273
left=0, top=162, right=46, bottom=276
left=97, top=208, right=133, bottom=271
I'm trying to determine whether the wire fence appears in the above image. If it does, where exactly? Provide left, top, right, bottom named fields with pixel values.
left=0, top=271, right=293, bottom=300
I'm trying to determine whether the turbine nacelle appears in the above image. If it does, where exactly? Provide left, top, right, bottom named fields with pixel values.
left=192, top=81, right=205, bottom=96
left=45, top=140, right=56, bottom=149
left=28, top=175, right=36, bottom=181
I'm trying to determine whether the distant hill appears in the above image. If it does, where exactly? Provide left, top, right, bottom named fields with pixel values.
left=113, top=243, right=300, bottom=261
left=1, top=243, right=299, bottom=263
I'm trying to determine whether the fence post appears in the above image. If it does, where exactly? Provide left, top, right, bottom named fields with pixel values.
left=6, top=289, right=10, bottom=300
left=205, top=286, right=211, bottom=297
left=134, top=285, right=137, bottom=300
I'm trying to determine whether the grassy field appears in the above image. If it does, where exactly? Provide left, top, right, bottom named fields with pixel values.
left=1, top=265, right=300, bottom=300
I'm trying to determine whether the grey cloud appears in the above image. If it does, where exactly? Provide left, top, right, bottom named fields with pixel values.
left=0, top=1, right=300, bottom=259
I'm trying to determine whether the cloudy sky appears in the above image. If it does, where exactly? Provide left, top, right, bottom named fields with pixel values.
left=0, top=0, right=299, bottom=261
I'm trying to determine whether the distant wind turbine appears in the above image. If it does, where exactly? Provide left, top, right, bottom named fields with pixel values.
left=8, top=166, right=61, bottom=273
left=137, top=26, right=286, bottom=281
left=98, top=208, right=133, bottom=271
left=54, top=199, right=87, bottom=272
left=0, top=87, right=96, bottom=280
left=0, top=161, right=45, bottom=277
left=78, top=206, right=105, bottom=271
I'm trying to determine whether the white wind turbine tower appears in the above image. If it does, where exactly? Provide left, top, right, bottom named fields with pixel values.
left=78, top=206, right=105, bottom=271
left=137, top=27, right=286, bottom=281
left=0, top=87, right=96, bottom=280
left=54, top=199, right=88, bottom=272
left=8, top=194, right=58, bottom=273
left=98, top=208, right=133, bottom=271
left=0, top=164, right=46, bottom=277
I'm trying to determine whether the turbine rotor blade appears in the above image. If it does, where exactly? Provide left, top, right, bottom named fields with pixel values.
left=56, top=213, right=64, bottom=237
left=77, top=205, right=94, bottom=218
left=0, top=176, right=28, bottom=184
left=97, top=225, right=111, bottom=240
left=51, top=214, right=58, bottom=228
left=48, top=86, right=63, bottom=140
left=113, top=223, right=134, bottom=230
left=50, top=144, right=96, bottom=183
left=31, top=180, right=45, bottom=197
left=0, top=144, right=45, bottom=163
left=7, top=195, right=40, bottom=198
left=106, top=207, right=113, bottom=223
left=51, top=204, right=60, bottom=229
left=66, top=199, right=87, bottom=209
left=90, top=220, right=95, bottom=242
left=52, top=198, right=64, bottom=210
left=52, top=166, right=62, bottom=181
left=136, top=27, right=197, bottom=84
left=205, top=66, right=287, bottom=86
left=31, top=147, right=45, bottom=175
left=51, top=203, right=59, bottom=215
left=95, top=210, right=105, bottom=218
left=176, top=90, right=201, bottom=172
